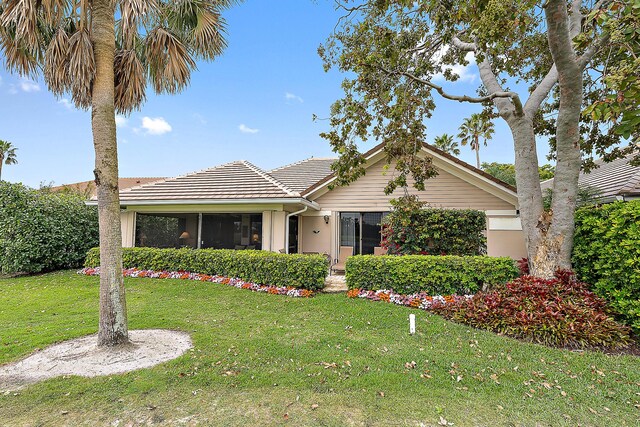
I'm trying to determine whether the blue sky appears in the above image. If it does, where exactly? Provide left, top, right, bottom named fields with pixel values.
left=0, top=0, right=551, bottom=188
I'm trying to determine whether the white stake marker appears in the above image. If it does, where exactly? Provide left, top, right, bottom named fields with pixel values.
left=409, top=313, right=416, bottom=335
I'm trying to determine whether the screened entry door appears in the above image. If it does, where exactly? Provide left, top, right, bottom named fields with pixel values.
left=339, top=212, right=384, bottom=255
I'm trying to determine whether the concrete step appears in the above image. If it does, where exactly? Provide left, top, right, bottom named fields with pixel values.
left=323, top=275, right=348, bottom=293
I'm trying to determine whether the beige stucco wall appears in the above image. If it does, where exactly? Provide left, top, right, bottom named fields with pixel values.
left=299, top=216, right=331, bottom=254
left=311, top=158, right=515, bottom=211
left=120, top=211, right=136, bottom=248
left=271, top=211, right=287, bottom=253
left=487, top=229, right=527, bottom=259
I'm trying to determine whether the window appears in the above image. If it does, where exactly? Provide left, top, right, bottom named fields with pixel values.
left=135, top=213, right=198, bottom=248
left=339, top=212, right=386, bottom=255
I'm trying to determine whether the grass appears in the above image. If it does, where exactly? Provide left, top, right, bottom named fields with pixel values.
left=0, top=270, right=639, bottom=426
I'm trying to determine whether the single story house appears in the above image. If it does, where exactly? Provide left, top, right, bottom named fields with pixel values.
left=93, top=142, right=527, bottom=261
left=541, top=153, right=640, bottom=203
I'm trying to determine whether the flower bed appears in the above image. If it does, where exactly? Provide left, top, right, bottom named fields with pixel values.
left=78, top=267, right=314, bottom=298
left=346, top=288, right=472, bottom=310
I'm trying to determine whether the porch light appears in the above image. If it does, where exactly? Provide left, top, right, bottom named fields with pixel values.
left=323, top=215, right=330, bottom=224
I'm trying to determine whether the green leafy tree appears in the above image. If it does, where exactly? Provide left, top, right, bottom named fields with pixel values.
left=482, top=162, right=555, bottom=187
left=319, top=0, right=639, bottom=277
left=0, top=0, right=233, bottom=346
left=0, top=140, right=17, bottom=181
left=433, top=133, right=460, bottom=156
left=457, top=113, right=494, bottom=169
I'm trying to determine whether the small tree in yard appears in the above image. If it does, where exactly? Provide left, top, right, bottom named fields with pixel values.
left=0, top=0, right=233, bottom=346
left=320, top=0, right=640, bottom=278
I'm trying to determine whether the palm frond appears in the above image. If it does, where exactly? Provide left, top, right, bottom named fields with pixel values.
left=0, top=26, right=39, bottom=76
left=40, top=0, right=69, bottom=27
left=67, top=28, right=94, bottom=109
left=44, top=27, right=72, bottom=96
left=114, top=48, right=146, bottom=113
left=118, top=0, right=158, bottom=48
left=0, top=0, right=40, bottom=51
left=146, top=27, right=195, bottom=94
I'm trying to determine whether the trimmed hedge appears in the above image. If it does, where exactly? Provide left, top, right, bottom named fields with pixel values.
left=381, top=197, right=487, bottom=255
left=0, top=182, right=99, bottom=274
left=85, top=247, right=329, bottom=290
left=345, top=255, right=518, bottom=295
left=573, top=201, right=640, bottom=333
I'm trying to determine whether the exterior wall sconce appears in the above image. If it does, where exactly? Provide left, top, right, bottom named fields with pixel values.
left=323, top=215, right=330, bottom=224
left=313, top=230, right=320, bottom=234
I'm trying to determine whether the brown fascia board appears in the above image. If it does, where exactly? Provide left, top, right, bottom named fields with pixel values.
left=301, top=141, right=517, bottom=197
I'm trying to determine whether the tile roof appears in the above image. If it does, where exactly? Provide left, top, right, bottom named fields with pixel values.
left=269, top=158, right=337, bottom=192
left=52, top=178, right=166, bottom=198
left=541, top=154, right=640, bottom=200
left=116, top=161, right=300, bottom=202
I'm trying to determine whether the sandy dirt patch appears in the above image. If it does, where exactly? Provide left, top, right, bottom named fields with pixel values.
left=0, top=329, right=192, bottom=392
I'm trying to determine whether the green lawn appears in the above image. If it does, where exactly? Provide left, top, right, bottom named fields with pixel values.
left=1, top=271, right=638, bottom=426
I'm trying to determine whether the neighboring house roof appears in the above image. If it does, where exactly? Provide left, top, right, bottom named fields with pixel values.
left=541, top=153, right=640, bottom=201
left=52, top=177, right=165, bottom=198
left=269, top=157, right=336, bottom=193
left=302, top=141, right=517, bottom=197
left=115, top=160, right=303, bottom=203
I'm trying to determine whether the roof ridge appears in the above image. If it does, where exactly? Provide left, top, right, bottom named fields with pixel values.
left=241, top=160, right=300, bottom=196
left=619, top=163, right=640, bottom=195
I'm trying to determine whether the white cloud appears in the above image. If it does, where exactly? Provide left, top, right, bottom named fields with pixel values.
left=19, top=79, right=40, bottom=92
left=141, top=116, right=172, bottom=135
left=115, top=115, right=128, bottom=127
left=285, top=92, right=304, bottom=103
left=58, top=98, right=73, bottom=110
left=238, top=124, right=259, bottom=134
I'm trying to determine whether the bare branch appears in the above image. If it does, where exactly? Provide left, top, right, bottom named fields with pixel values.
left=387, top=68, right=523, bottom=115
left=578, top=33, right=610, bottom=69
left=524, top=65, right=558, bottom=117
left=451, top=37, right=476, bottom=52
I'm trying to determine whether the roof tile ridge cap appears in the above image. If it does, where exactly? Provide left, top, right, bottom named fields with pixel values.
left=242, top=160, right=300, bottom=196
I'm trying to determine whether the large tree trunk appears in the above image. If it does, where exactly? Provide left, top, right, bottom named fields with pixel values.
left=91, top=0, right=128, bottom=346
left=0, top=161, right=3, bottom=181
left=535, top=0, right=583, bottom=278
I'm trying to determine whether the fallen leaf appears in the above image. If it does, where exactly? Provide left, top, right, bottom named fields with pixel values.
left=378, top=391, right=385, bottom=397
left=311, top=404, right=319, bottom=410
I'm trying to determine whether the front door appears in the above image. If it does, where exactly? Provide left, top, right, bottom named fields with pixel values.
left=339, top=212, right=384, bottom=255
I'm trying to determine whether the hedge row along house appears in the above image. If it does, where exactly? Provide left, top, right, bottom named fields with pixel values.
left=89, top=142, right=527, bottom=262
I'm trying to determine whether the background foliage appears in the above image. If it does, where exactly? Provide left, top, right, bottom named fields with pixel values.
left=345, top=254, right=518, bottom=295
left=0, top=182, right=99, bottom=274
left=381, top=196, right=486, bottom=255
left=573, top=201, right=640, bottom=332
left=85, top=247, right=329, bottom=290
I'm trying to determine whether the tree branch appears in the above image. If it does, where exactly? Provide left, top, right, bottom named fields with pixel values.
left=450, top=37, right=523, bottom=118
left=524, top=65, right=558, bottom=117
left=578, top=33, right=610, bottom=69
left=389, top=68, right=523, bottom=115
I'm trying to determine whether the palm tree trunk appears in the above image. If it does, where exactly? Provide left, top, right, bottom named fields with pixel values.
left=91, top=0, right=128, bottom=346
left=0, top=161, right=3, bottom=182
left=475, top=146, right=480, bottom=169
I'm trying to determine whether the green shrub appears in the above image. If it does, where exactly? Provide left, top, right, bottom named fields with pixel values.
left=432, top=271, right=632, bottom=350
left=381, top=196, right=486, bottom=255
left=573, top=201, right=640, bottom=333
left=85, top=247, right=329, bottom=290
left=0, top=182, right=99, bottom=274
left=345, top=255, right=518, bottom=295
